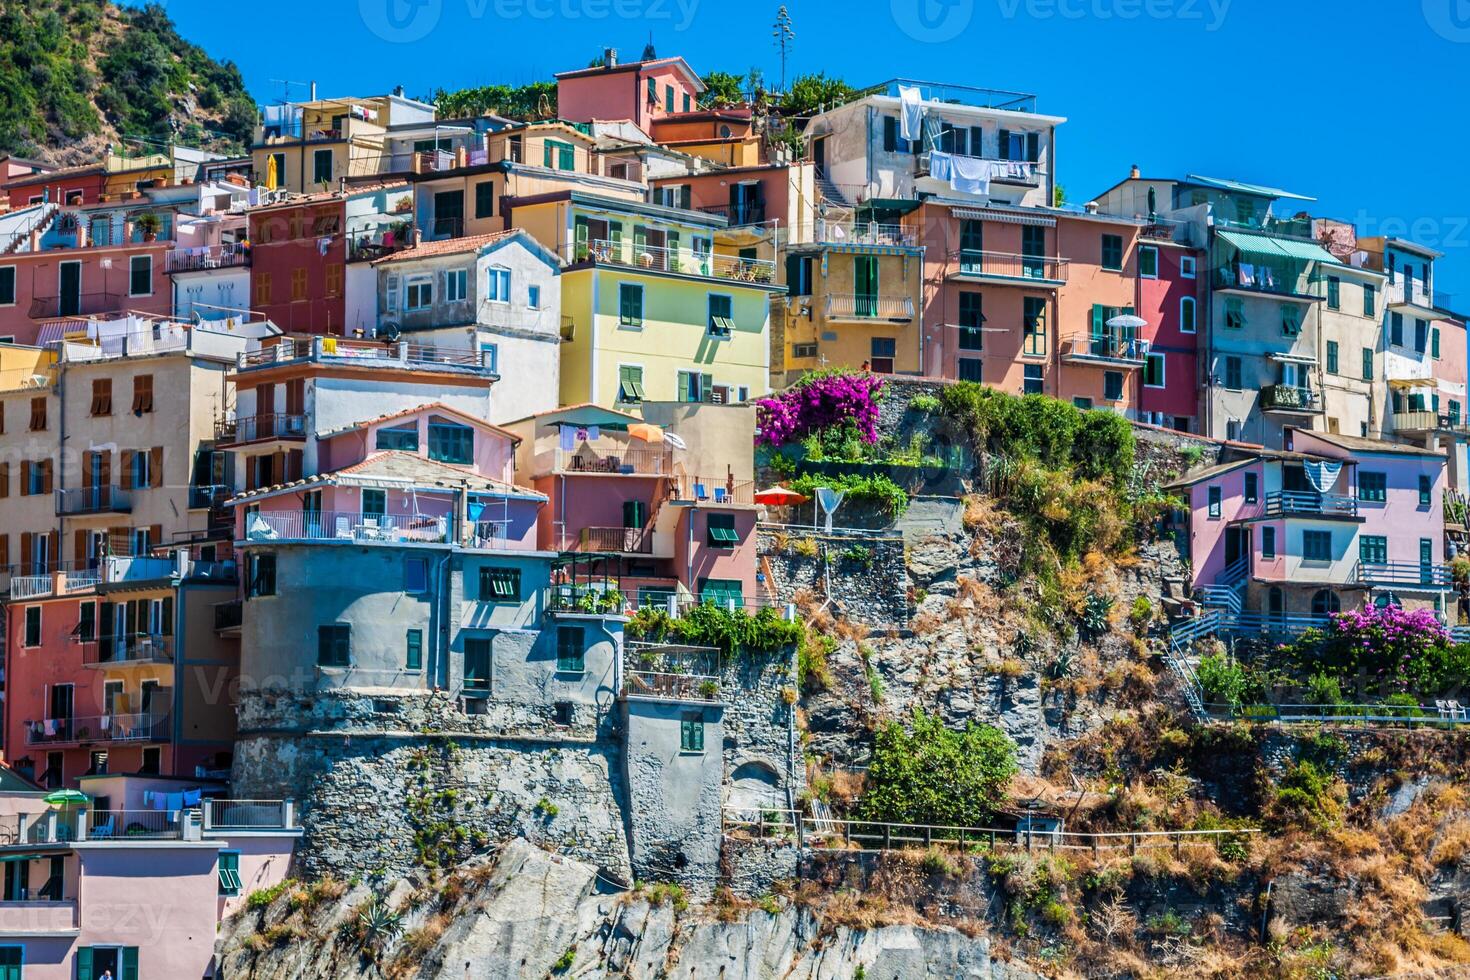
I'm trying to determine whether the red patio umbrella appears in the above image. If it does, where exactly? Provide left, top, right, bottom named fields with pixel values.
left=753, top=485, right=812, bottom=507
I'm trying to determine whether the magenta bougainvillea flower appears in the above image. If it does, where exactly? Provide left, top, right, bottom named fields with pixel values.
left=755, top=372, right=885, bottom=447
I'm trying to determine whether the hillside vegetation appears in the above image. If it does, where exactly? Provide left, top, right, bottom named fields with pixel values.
left=0, top=0, right=256, bottom=163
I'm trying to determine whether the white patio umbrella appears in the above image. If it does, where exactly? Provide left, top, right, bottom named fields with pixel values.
left=1106, top=313, right=1148, bottom=330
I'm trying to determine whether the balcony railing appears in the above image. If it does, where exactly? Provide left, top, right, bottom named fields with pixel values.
left=55, top=485, right=133, bottom=516
left=8, top=564, right=102, bottom=601
left=236, top=337, right=495, bottom=375
left=1062, top=335, right=1148, bottom=366
left=568, top=526, right=654, bottom=554
left=816, top=219, right=918, bottom=247
left=1257, top=490, right=1357, bottom=518
left=698, top=203, right=767, bottom=227
left=28, top=292, right=123, bottom=319
left=555, top=445, right=674, bottom=476
left=188, top=484, right=233, bottom=509
left=24, top=712, right=170, bottom=746
left=220, top=413, right=306, bottom=444
left=623, top=670, right=720, bottom=701
left=1392, top=410, right=1468, bottom=435
left=1355, top=560, right=1453, bottom=588
left=203, top=799, right=299, bottom=831
left=568, top=238, right=777, bottom=285
left=244, top=510, right=451, bottom=545
left=826, top=294, right=916, bottom=321
left=953, top=250, right=1068, bottom=284
left=165, top=244, right=249, bottom=273
left=918, top=152, right=1044, bottom=187
left=1213, top=266, right=1324, bottom=300
left=78, top=633, right=174, bottom=667
left=1259, top=384, right=1322, bottom=413
left=670, top=475, right=756, bottom=505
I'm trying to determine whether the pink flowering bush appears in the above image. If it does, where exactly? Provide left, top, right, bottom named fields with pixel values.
left=1278, top=603, right=1466, bottom=694
left=755, top=371, right=885, bottom=448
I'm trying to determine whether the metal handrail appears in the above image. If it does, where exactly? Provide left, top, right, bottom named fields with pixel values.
left=953, top=249, right=1068, bottom=283
left=567, top=238, right=777, bottom=284
left=244, top=510, right=450, bottom=545
left=1258, top=489, right=1355, bottom=517
left=1354, top=560, right=1453, bottom=587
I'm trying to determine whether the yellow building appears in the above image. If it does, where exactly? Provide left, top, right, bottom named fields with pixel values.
left=509, top=191, right=783, bottom=407
left=777, top=214, right=925, bottom=384
left=252, top=94, right=437, bottom=193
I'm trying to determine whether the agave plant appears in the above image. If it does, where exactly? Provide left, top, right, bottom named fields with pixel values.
left=350, top=894, right=402, bottom=960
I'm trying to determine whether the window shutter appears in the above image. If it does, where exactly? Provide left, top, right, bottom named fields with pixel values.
left=20, top=533, right=31, bottom=571
left=77, top=948, right=94, bottom=980
left=150, top=447, right=163, bottom=486
left=42, top=460, right=52, bottom=495
left=701, top=373, right=713, bottom=401
left=1026, top=132, right=1040, bottom=162
left=121, top=451, right=134, bottom=490
left=677, top=372, right=690, bottom=402
left=998, top=129, right=1011, bottom=160
left=1090, top=304, right=1104, bottom=340
left=122, top=946, right=139, bottom=980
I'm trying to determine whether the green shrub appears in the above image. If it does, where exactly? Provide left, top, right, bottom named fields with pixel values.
left=626, top=604, right=804, bottom=655
left=908, top=393, right=941, bottom=414
left=859, top=710, right=1017, bottom=827
left=1270, top=760, right=1345, bottom=831
left=1128, top=596, right=1154, bottom=633
left=552, top=947, right=575, bottom=973
left=786, top=471, right=910, bottom=517
left=919, top=847, right=960, bottom=876
left=1196, top=653, right=1248, bottom=708
left=245, top=878, right=295, bottom=911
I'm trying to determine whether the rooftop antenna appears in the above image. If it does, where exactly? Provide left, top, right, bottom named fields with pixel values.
left=267, top=79, right=313, bottom=104
left=772, top=6, right=795, bottom=93
left=642, top=32, right=657, bottom=61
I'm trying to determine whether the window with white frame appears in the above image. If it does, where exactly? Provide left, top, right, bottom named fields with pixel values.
left=1179, top=255, right=1197, bottom=279
left=1138, top=245, right=1158, bottom=279
left=444, top=269, right=467, bottom=303
left=1179, top=295, right=1197, bottom=333
left=405, top=277, right=433, bottom=311
left=128, top=255, right=153, bottom=296
left=486, top=266, right=511, bottom=302
left=1144, top=353, right=1166, bottom=388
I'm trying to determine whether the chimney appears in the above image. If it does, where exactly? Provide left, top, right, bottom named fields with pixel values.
left=605, top=47, right=617, bottom=68
left=76, top=220, right=87, bottom=248
left=394, top=84, right=405, bottom=98
left=310, top=80, right=317, bottom=101
left=1129, top=163, right=1140, bottom=179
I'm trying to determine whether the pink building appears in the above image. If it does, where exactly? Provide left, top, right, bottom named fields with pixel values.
left=0, top=205, right=170, bottom=345
left=554, top=53, right=704, bottom=129
left=1168, top=430, right=1451, bottom=620
left=1134, top=231, right=1203, bottom=431
left=0, top=774, right=299, bottom=980
left=506, top=405, right=760, bottom=609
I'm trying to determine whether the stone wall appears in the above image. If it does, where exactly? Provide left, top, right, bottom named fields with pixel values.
left=758, top=528, right=909, bottom=626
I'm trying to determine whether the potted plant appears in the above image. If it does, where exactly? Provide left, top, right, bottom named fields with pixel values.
left=135, top=212, right=162, bottom=242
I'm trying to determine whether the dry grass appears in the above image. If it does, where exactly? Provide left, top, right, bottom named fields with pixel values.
left=1430, top=817, right=1470, bottom=867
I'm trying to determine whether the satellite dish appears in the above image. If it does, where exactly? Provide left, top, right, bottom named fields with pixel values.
left=383, top=322, right=402, bottom=343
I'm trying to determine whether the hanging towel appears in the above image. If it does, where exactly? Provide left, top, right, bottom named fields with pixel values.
left=166, top=792, right=185, bottom=811
left=558, top=426, right=577, bottom=452
left=928, top=150, right=954, bottom=183
left=152, top=793, right=167, bottom=810
left=317, top=237, right=332, bottom=256
left=586, top=425, right=599, bottom=441
left=950, top=156, right=993, bottom=196
left=898, top=85, right=924, bottom=142
left=183, top=789, right=202, bottom=807
left=1305, top=461, right=1342, bottom=492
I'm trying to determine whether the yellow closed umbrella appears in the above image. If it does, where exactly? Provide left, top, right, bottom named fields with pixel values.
left=265, top=154, right=278, bottom=191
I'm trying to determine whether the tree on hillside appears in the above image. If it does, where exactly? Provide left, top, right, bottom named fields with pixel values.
left=859, top=710, right=1017, bottom=827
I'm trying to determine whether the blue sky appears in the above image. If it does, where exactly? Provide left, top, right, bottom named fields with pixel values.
left=149, top=0, right=1470, bottom=301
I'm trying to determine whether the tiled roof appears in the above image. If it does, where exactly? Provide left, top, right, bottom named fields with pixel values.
left=372, top=231, right=519, bottom=264
left=317, top=401, right=522, bottom=443
left=227, top=451, right=544, bottom=504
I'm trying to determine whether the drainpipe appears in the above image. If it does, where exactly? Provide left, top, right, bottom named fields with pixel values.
left=434, top=550, right=452, bottom=690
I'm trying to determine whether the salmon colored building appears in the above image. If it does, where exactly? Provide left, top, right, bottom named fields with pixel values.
left=1134, top=226, right=1204, bottom=431
left=247, top=195, right=348, bottom=334
left=1054, top=212, right=1145, bottom=414
left=555, top=53, right=705, bottom=129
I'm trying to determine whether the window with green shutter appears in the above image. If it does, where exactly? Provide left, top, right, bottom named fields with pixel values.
left=480, top=567, right=520, bottom=602
left=706, top=512, right=738, bottom=548
left=665, top=85, right=674, bottom=112
left=219, top=850, right=242, bottom=895
left=1303, top=530, right=1332, bottom=562
left=1433, top=327, right=1441, bottom=358
left=680, top=711, right=705, bottom=752
left=0, top=947, right=17, bottom=980
left=1281, top=304, right=1301, bottom=336
left=1420, top=475, right=1433, bottom=506
left=617, top=365, right=645, bottom=404
left=618, top=283, right=643, bottom=326
left=1360, top=535, right=1388, bottom=565
left=958, top=292, right=983, bottom=350
left=677, top=370, right=711, bottom=403
left=699, top=578, right=743, bottom=607
left=464, top=638, right=491, bottom=693
left=1224, top=356, right=1242, bottom=389
left=1326, top=276, right=1340, bottom=309
left=406, top=629, right=423, bottom=671
left=707, top=293, right=735, bottom=338
left=959, top=220, right=983, bottom=272
left=1100, top=234, right=1123, bottom=271
left=1358, top=472, right=1387, bottom=502
left=1224, top=297, right=1245, bottom=329
left=556, top=625, right=586, bottom=672
left=475, top=181, right=495, bottom=219
left=1022, top=297, right=1046, bottom=355
left=1138, top=245, right=1158, bottom=278
left=623, top=499, right=647, bottom=529
left=647, top=77, right=657, bottom=103
left=318, top=624, right=350, bottom=667
left=1363, top=283, right=1375, bottom=316
left=853, top=255, right=878, bottom=317
left=77, top=945, right=139, bottom=980
left=1362, top=347, right=1374, bottom=381
left=1144, top=353, right=1165, bottom=388
left=1103, top=371, right=1123, bottom=401
left=1326, top=340, right=1339, bottom=374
